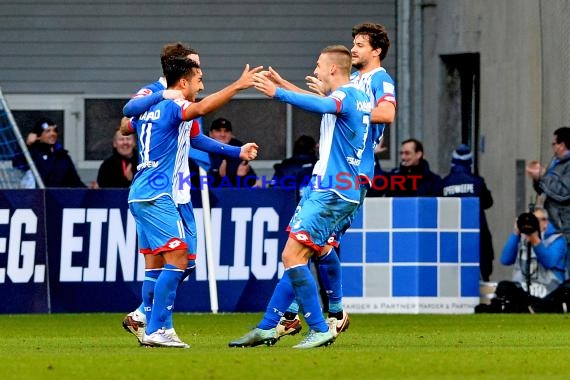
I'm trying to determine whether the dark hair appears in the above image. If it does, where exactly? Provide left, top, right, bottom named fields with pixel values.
left=401, top=138, right=424, bottom=153
left=32, top=117, right=56, bottom=135
left=160, top=42, right=198, bottom=74
left=293, top=135, right=317, bottom=156
left=352, top=22, right=390, bottom=61
left=163, top=56, right=200, bottom=87
left=553, top=127, right=570, bottom=149
left=321, top=45, right=352, bottom=75
left=210, top=117, right=232, bottom=132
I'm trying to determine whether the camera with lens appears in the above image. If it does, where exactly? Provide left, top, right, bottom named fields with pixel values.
left=516, top=212, right=540, bottom=235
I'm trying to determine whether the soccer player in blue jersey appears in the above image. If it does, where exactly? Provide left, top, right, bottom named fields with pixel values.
left=129, top=56, right=261, bottom=348
left=229, top=45, right=371, bottom=349
left=121, top=42, right=200, bottom=343
left=321, top=22, right=397, bottom=335
left=121, top=43, right=260, bottom=346
left=256, top=23, right=396, bottom=340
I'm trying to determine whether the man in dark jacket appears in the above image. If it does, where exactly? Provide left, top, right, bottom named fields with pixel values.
left=97, top=127, right=138, bottom=188
left=207, top=117, right=258, bottom=188
left=15, top=117, right=85, bottom=188
left=527, top=127, right=570, bottom=245
left=272, top=135, right=317, bottom=199
left=441, top=144, right=495, bottom=281
left=385, top=138, right=442, bottom=197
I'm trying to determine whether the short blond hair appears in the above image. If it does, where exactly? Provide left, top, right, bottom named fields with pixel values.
left=321, top=45, right=352, bottom=75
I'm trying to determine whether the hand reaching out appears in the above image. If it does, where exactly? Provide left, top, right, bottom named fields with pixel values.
left=253, top=72, right=277, bottom=97
left=526, top=160, right=544, bottom=180
left=26, top=132, right=38, bottom=146
left=305, top=75, right=325, bottom=96
left=240, top=143, right=259, bottom=161
left=236, top=64, right=265, bottom=90
left=264, top=66, right=285, bottom=86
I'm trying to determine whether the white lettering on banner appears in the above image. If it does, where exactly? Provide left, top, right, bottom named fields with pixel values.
left=60, top=209, right=87, bottom=281
left=60, top=208, right=139, bottom=282
left=105, top=209, right=137, bottom=282
left=194, top=208, right=225, bottom=281
left=84, top=209, right=107, bottom=281
left=0, top=209, right=42, bottom=284
left=250, top=207, right=279, bottom=280
left=0, top=209, right=7, bottom=282
left=230, top=208, right=252, bottom=280
left=194, top=207, right=281, bottom=281
left=1, top=205, right=282, bottom=284
left=342, top=297, right=479, bottom=314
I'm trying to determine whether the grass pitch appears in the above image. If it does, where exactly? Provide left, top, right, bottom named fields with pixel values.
left=0, top=313, right=569, bottom=379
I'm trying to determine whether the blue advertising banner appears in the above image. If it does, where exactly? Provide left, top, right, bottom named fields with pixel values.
left=45, top=189, right=141, bottom=312
left=0, top=189, right=480, bottom=314
left=0, top=190, right=48, bottom=313
left=341, top=197, right=480, bottom=313
left=44, top=188, right=296, bottom=313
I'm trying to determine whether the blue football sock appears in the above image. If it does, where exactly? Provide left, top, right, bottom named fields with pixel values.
left=288, top=265, right=329, bottom=333
left=146, top=264, right=184, bottom=334
left=317, top=249, right=343, bottom=313
left=163, top=260, right=196, bottom=329
left=178, top=259, right=196, bottom=286
left=284, top=300, right=300, bottom=320
left=257, top=271, right=296, bottom=330
left=141, top=268, right=161, bottom=324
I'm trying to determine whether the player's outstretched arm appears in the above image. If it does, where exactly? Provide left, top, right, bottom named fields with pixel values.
left=254, top=73, right=338, bottom=114
left=190, top=132, right=258, bottom=161
left=123, top=91, right=163, bottom=117
left=123, top=89, right=185, bottom=117
left=190, top=133, right=240, bottom=158
left=239, top=143, right=259, bottom=161
left=190, top=133, right=258, bottom=162
left=263, top=67, right=315, bottom=95
left=182, top=64, right=264, bottom=121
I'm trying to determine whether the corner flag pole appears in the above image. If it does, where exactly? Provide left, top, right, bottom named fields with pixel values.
left=199, top=166, right=219, bottom=313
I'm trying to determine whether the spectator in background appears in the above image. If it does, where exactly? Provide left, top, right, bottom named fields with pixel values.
left=272, top=135, right=317, bottom=198
left=97, top=126, right=138, bottom=188
left=475, top=207, right=566, bottom=313
left=527, top=127, right=570, bottom=249
left=208, top=117, right=259, bottom=188
left=15, top=117, right=85, bottom=188
left=385, top=138, right=442, bottom=197
left=441, top=144, right=495, bottom=281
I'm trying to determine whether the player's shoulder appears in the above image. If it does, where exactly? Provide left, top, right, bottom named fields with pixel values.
left=173, top=98, right=193, bottom=110
left=370, top=67, right=394, bottom=83
left=333, top=84, right=368, bottom=102
left=337, top=83, right=362, bottom=94
left=134, top=78, right=166, bottom=97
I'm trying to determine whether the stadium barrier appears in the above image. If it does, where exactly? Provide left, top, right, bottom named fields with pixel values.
left=0, top=189, right=479, bottom=314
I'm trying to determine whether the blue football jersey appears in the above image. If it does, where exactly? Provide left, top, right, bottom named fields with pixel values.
left=132, top=77, right=166, bottom=98
left=350, top=67, right=396, bottom=179
left=127, top=78, right=208, bottom=170
left=312, top=84, right=371, bottom=203
left=128, top=99, right=198, bottom=205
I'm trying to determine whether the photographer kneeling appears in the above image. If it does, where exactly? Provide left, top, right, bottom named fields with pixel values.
left=476, top=207, right=567, bottom=313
